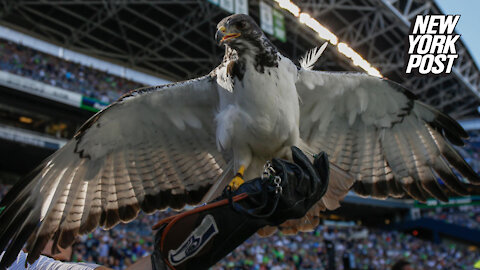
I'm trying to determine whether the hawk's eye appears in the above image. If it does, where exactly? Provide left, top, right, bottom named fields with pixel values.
left=236, top=21, right=247, bottom=30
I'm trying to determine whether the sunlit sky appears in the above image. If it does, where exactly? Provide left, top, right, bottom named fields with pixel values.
left=436, top=0, right=480, bottom=67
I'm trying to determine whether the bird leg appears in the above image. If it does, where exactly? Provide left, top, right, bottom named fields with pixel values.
left=228, top=165, right=245, bottom=190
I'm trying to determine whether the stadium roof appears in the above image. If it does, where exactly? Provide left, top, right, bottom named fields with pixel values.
left=0, top=0, right=479, bottom=117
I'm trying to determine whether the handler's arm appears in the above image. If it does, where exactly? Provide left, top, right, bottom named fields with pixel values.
left=148, top=147, right=330, bottom=270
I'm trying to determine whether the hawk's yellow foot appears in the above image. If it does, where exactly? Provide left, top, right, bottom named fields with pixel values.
left=228, top=165, right=245, bottom=190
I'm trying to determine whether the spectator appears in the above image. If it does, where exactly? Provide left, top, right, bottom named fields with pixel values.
left=0, top=39, right=144, bottom=104
left=422, top=205, right=480, bottom=229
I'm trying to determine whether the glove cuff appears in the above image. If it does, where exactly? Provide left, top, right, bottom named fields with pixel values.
left=151, top=193, right=267, bottom=270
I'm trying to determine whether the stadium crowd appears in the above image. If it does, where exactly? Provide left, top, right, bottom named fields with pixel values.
left=212, top=226, right=478, bottom=270
left=421, top=205, right=480, bottom=230
left=71, top=211, right=163, bottom=269
left=0, top=39, right=143, bottom=103
left=0, top=183, right=479, bottom=269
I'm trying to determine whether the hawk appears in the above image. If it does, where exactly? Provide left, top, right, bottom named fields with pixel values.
left=0, top=14, right=478, bottom=267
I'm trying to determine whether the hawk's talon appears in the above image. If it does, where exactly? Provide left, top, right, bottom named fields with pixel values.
left=228, top=165, right=245, bottom=190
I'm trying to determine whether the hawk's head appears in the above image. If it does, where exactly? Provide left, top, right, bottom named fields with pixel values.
left=215, top=14, right=264, bottom=51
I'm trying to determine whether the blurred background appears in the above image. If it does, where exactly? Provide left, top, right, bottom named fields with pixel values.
left=0, top=0, right=479, bottom=269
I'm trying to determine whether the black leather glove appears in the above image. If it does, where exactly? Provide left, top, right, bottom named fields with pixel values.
left=225, top=146, right=329, bottom=225
left=268, top=147, right=329, bottom=223
left=150, top=147, right=329, bottom=270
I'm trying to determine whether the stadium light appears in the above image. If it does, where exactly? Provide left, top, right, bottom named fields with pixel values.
left=275, top=0, right=300, bottom=17
left=19, top=116, right=33, bottom=124
left=337, top=43, right=382, bottom=77
left=273, top=0, right=383, bottom=78
left=299, top=13, right=338, bottom=45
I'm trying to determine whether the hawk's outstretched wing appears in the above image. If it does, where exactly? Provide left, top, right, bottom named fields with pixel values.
left=297, top=71, right=480, bottom=203
left=0, top=76, right=230, bottom=267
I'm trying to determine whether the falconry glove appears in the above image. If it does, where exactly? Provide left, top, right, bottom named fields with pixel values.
left=150, top=147, right=329, bottom=270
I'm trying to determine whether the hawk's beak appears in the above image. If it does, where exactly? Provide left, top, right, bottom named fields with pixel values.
left=221, top=33, right=241, bottom=44
left=216, top=26, right=241, bottom=45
